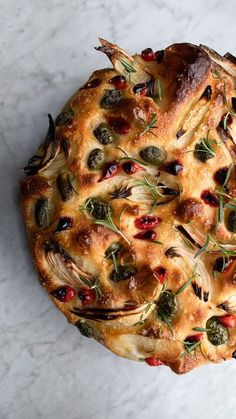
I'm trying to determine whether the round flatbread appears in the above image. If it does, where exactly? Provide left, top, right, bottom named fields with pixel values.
left=21, top=39, right=236, bottom=373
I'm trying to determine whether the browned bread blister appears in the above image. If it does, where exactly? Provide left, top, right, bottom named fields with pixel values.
left=21, top=40, right=236, bottom=373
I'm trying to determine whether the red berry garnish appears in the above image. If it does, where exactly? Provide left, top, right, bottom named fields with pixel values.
left=98, top=161, right=120, bottom=182
left=122, top=161, right=145, bottom=174
left=155, top=50, right=164, bottom=63
left=83, top=78, right=101, bottom=89
left=134, top=215, right=162, bottom=230
left=146, top=357, right=166, bottom=366
left=51, top=286, right=75, bottom=302
left=108, top=116, right=131, bottom=134
left=214, top=167, right=229, bottom=185
left=185, top=333, right=203, bottom=343
left=161, top=160, right=183, bottom=176
left=201, top=190, right=219, bottom=207
left=109, top=75, right=127, bottom=90
left=153, top=267, right=166, bottom=284
left=218, top=315, right=236, bottom=328
left=141, top=48, right=156, bottom=62
left=133, top=230, right=157, bottom=241
left=78, top=289, right=94, bottom=305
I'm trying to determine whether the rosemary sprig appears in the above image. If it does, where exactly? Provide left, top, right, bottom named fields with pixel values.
left=192, top=327, right=209, bottom=332
left=116, top=146, right=147, bottom=166
left=223, top=81, right=236, bottom=127
left=194, top=234, right=236, bottom=260
left=139, top=113, right=158, bottom=137
left=119, top=58, right=137, bottom=74
left=134, top=175, right=167, bottom=211
left=215, top=164, right=234, bottom=228
left=79, top=275, right=102, bottom=299
left=95, top=207, right=130, bottom=244
left=175, top=270, right=199, bottom=295
left=179, top=340, right=202, bottom=359
left=158, top=311, right=174, bottom=335
left=157, top=79, right=162, bottom=101
left=134, top=302, right=154, bottom=326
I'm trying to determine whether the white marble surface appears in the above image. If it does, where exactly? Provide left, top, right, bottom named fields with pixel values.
left=1, top=0, right=236, bottom=418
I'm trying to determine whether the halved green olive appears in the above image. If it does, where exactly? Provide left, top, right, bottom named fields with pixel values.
left=157, top=290, right=177, bottom=319
left=206, top=317, right=228, bottom=346
left=194, top=140, right=215, bottom=162
left=93, top=123, right=115, bottom=145
left=86, top=197, right=109, bottom=220
left=105, top=242, right=122, bottom=259
left=140, top=146, right=166, bottom=166
left=57, top=173, right=73, bottom=202
left=101, top=89, right=122, bottom=109
left=110, top=265, right=137, bottom=282
left=226, top=210, right=236, bottom=233
left=87, top=148, right=105, bottom=170
left=75, top=321, right=94, bottom=338
left=35, top=198, right=49, bottom=227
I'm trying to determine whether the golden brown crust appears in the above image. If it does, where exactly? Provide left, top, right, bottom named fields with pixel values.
left=20, top=40, right=236, bottom=373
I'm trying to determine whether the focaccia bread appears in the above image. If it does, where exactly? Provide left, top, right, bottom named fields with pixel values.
left=21, top=39, right=236, bottom=374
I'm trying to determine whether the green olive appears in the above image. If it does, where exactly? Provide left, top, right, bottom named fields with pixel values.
left=226, top=210, right=236, bottom=233
left=57, top=173, right=73, bottom=202
left=93, top=123, right=115, bottom=145
left=194, top=140, right=214, bottom=162
left=86, top=197, right=109, bottom=220
left=110, top=265, right=137, bottom=282
left=35, top=198, right=49, bottom=227
left=140, top=146, right=166, bottom=166
left=157, top=290, right=177, bottom=319
left=55, top=109, right=74, bottom=126
left=75, top=321, right=94, bottom=338
left=101, top=89, right=122, bottom=109
left=105, top=242, right=122, bottom=259
left=206, top=317, right=228, bottom=346
left=87, top=148, right=105, bottom=170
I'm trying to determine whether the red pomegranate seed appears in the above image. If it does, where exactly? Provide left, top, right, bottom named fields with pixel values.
left=155, top=50, right=164, bottom=63
left=153, top=267, right=166, bottom=284
left=109, top=75, right=127, bottom=90
left=218, top=315, right=236, bottom=328
left=185, top=333, right=203, bottom=343
left=213, top=256, right=234, bottom=273
left=78, top=288, right=94, bottom=305
left=214, top=167, right=229, bottom=185
left=83, top=78, right=101, bottom=89
left=161, top=160, right=183, bottom=176
left=133, top=82, right=149, bottom=96
left=141, top=48, right=156, bottom=61
left=122, top=161, right=145, bottom=174
left=201, top=190, right=219, bottom=207
left=108, top=116, right=131, bottom=134
left=133, top=230, right=157, bottom=241
left=51, top=285, right=75, bottom=302
left=134, top=215, right=162, bottom=230
left=98, top=161, right=120, bottom=182
left=146, top=357, right=166, bottom=366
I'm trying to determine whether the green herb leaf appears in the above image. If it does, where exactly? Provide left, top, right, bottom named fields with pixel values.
left=157, top=79, right=162, bottom=101
left=179, top=340, right=202, bottom=358
left=192, top=327, right=209, bottom=332
left=119, top=59, right=137, bottom=74
left=139, top=113, right=158, bottom=137
left=95, top=207, right=130, bottom=244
